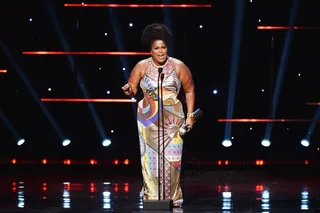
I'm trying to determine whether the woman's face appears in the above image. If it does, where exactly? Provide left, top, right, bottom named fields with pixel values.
left=151, top=40, right=168, bottom=66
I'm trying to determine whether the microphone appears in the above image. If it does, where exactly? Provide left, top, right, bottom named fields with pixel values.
left=179, top=108, right=203, bottom=136
left=160, top=73, right=164, bottom=81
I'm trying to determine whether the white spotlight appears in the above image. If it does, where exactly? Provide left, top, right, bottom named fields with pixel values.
left=17, top=139, right=25, bottom=146
left=222, top=139, right=232, bottom=147
left=102, top=139, right=111, bottom=147
left=301, top=139, right=310, bottom=147
left=129, top=23, right=133, bottom=27
left=62, top=139, right=71, bottom=146
left=261, top=139, right=271, bottom=147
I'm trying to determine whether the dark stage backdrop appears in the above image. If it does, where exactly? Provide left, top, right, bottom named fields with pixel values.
left=0, top=0, right=319, bottom=163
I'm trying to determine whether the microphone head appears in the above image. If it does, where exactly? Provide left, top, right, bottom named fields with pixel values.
left=160, top=73, right=165, bottom=81
left=158, top=68, right=163, bottom=73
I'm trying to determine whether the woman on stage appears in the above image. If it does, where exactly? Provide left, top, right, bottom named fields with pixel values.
left=122, top=23, right=195, bottom=207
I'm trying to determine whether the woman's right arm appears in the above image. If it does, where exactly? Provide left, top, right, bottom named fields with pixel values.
left=122, top=60, right=146, bottom=96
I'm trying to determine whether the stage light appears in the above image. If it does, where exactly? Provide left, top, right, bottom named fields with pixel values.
left=258, top=19, right=261, bottom=23
left=129, top=23, right=133, bottom=27
left=106, top=90, right=110, bottom=95
left=256, top=160, right=264, bottom=165
left=262, top=190, right=270, bottom=199
left=62, top=139, right=71, bottom=146
left=222, top=191, right=232, bottom=210
left=250, top=127, right=252, bottom=130
left=199, top=25, right=203, bottom=28
left=298, top=73, right=301, bottom=76
left=301, top=190, right=309, bottom=210
left=123, top=159, right=130, bottom=165
left=110, top=130, right=114, bottom=133
left=213, top=89, right=218, bottom=95
left=42, top=159, right=47, bottom=164
left=90, top=159, right=97, bottom=165
left=122, top=68, right=126, bottom=71
left=301, top=139, right=310, bottom=147
left=63, top=159, right=71, bottom=165
left=261, top=139, right=271, bottom=147
left=29, top=18, right=32, bottom=22
left=102, top=139, right=111, bottom=147
left=261, top=89, right=264, bottom=92
left=104, top=33, right=107, bottom=36
left=48, top=88, right=51, bottom=91
left=222, top=139, right=232, bottom=147
left=17, top=139, right=25, bottom=146
left=99, top=67, right=102, bottom=70
left=261, top=190, right=270, bottom=210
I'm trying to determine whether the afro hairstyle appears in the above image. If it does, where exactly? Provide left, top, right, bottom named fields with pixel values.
left=141, top=23, right=172, bottom=48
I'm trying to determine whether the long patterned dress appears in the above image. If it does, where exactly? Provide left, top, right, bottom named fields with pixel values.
left=137, top=57, right=185, bottom=205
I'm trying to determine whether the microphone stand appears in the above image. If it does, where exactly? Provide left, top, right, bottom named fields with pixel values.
left=160, top=73, right=165, bottom=201
left=157, top=68, right=162, bottom=201
left=143, top=66, right=172, bottom=210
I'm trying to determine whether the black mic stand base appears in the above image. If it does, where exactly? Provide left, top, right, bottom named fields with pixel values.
left=143, top=199, right=173, bottom=210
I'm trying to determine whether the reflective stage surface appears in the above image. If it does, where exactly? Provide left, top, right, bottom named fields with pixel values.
left=0, top=169, right=319, bottom=213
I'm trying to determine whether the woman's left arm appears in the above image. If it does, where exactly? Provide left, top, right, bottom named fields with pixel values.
left=176, top=61, right=195, bottom=128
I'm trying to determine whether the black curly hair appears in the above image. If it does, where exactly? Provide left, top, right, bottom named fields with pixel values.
left=141, top=23, right=172, bottom=49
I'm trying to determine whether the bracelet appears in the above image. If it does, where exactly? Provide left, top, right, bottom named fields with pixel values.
left=187, top=112, right=195, bottom=118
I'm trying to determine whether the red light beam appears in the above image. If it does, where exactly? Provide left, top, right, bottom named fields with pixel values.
left=258, top=26, right=320, bottom=30
left=64, top=4, right=212, bottom=8
left=218, top=118, right=320, bottom=123
left=41, top=98, right=136, bottom=103
left=22, top=51, right=150, bottom=55
left=306, top=102, right=320, bottom=106
left=0, top=69, right=7, bottom=73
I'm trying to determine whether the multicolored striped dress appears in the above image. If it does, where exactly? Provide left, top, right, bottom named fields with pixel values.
left=137, top=57, right=185, bottom=205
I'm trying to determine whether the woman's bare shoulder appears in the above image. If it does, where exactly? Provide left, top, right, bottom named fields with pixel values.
left=133, top=58, right=149, bottom=77
left=136, top=58, right=149, bottom=68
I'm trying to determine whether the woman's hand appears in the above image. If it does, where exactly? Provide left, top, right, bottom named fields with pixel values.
left=122, top=83, right=133, bottom=96
left=186, top=117, right=195, bottom=129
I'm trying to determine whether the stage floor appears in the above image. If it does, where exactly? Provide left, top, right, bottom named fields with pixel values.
left=0, top=169, right=318, bottom=213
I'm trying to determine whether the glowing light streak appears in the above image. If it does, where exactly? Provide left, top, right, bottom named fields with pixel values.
left=41, top=98, right=136, bottom=103
left=22, top=51, right=150, bottom=55
left=64, top=4, right=212, bottom=8
left=257, top=26, right=320, bottom=30
left=218, top=118, right=320, bottom=123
